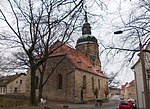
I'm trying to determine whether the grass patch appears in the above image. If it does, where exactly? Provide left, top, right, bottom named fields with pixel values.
left=0, top=97, right=30, bottom=107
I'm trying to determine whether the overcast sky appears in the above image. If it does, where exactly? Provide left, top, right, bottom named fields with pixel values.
left=0, top=0, right=138, bottom=86
left=80, top=0, right=137, bottom=85
left=90, top=0, right=137, bottom=85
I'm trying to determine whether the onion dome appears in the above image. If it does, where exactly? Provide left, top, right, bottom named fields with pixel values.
left=77, top=34, right=97, bottom=44
left=77, top=11, right=97, bottom=45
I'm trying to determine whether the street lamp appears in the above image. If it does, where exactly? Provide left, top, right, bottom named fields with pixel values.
left=114, top=30, right=149, bottom=109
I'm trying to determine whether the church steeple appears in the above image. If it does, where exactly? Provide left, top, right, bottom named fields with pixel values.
left=77, top=11, right=97, bottom=45
left=76, top=11, right=101, bottom=70
left=82, top=11, right=91, bottom=35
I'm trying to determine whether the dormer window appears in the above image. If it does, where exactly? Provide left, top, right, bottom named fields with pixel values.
left=90, top=55, right=96, bottom=62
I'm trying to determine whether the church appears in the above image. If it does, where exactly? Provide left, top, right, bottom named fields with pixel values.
left=35, top=13, right=108, bottom=103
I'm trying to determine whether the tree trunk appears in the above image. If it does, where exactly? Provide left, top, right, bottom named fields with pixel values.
left=38, top=73, right=44, bottom=101
left=30, top=67, right=37, bottom=105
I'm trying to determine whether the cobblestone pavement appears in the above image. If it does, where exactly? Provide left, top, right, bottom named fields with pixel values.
left=0, top=100, right=118, bottom=109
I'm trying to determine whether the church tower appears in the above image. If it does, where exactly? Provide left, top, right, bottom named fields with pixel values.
left=75, top=11, right=101, bottom=70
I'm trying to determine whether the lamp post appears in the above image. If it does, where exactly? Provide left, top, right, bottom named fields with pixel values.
left=114, top=30, right=149, bottom=109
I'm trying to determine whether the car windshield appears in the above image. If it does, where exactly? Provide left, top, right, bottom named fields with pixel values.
left=121, top=101, right=129, bottom=105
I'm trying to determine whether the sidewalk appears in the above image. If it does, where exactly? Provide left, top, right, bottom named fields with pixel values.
left=0, top=100, right=118, bottom=109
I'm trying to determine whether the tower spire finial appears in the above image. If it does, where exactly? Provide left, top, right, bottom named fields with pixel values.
left=82, top=8, right=91, bottom=35
left=85, top=10, right=88, bottom=22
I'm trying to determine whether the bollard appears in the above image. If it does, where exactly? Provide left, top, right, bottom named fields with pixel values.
left=95, top=102, right=98, bottom=107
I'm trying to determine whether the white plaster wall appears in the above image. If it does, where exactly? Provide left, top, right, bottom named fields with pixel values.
left=7, top=75, right=27, bottom=94
left=134, top=62, right=145, bottom=109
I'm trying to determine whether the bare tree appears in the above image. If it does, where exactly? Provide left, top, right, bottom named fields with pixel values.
left=0, top=0, right=84, bottom=105
left=108, top=72, right=120, bottom=88
left=99, top=0, right=150, bottom=88
left=112, top=0, right=150, bottom=55
left=37, top=54, right=67, bottom=101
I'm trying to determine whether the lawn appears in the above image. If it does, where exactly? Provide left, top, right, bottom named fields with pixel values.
left=0, top=97, right=30, bottom=107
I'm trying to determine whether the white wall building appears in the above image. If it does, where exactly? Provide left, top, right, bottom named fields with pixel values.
left=0, top=73, right=27, bottom=95
left=131, top=42, right=150, bottom=109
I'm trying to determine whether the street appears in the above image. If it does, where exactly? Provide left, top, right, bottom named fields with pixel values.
left=97, top=100, right=120, bottom=109
left=54, top=100, right=120, bottom=109
left=56, top=94, right=121, bottom=109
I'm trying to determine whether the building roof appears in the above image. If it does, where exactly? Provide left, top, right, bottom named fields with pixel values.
left=49, top=40, right=107, bottom=78
left=131, top=41, right=150, bottom=69
left=121, top=80, right=135, bottom=89
left=121, top=82, right=128, bottom=89
left=0, top=73, right=26, bottom=87
left=129, top=80, right=135, bottom=86
left=76, top=11, right=98, bottom=45
left=77, top=34, right=98, bottom=45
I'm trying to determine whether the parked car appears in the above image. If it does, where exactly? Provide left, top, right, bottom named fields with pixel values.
left=127, top=99, right=137, bottom=109
left=119, top=100, right=133, bottom=109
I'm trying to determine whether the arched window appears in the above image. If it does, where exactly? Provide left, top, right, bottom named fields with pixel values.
left=83, top=75, right=87, bottom=89
left=35, top=76, right=39, bottom=89
left=57, top=74, right=63, bottom=89
left=92, top=77, right=94, bottom=90
left=98, top=79, right=100, bottom=90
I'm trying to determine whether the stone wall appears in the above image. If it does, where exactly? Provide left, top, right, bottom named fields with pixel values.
left=41, top=55, right=76, bottom=102
left=26, top=55, right=108, bottom=103
left=74, top=69, right=108, bottom=102
left=76, top=43, right=101, bottom=70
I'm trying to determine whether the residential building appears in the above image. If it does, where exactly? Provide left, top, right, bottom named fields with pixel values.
left=120, top=80, right=136, bottom=100
left=120, top=82, right=128, bottom=99
left=0, top=73, right=27, bottom=95
left=131, top=42, right=150, bottom=109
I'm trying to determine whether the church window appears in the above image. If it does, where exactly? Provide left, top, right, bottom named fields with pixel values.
left=92, top=77, right=94, bottom=90
left=83, top=75, right=87, bottom=89
left=98, top=79, right=100, bottom=90
left=35, top=76, right=39, bottom=89
left=57, top=74, right=63, bottom=89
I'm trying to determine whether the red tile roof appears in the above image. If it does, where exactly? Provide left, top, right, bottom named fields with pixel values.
left=49, top=40, right=107, bottom=78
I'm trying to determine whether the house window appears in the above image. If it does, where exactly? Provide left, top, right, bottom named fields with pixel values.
left=20, top=80, right=22, bottom=84
left=14, top=87, right=18, bottom=93
left=16, top=81, right=18, bottom=83
left=147, top=70, right=150, bottom=78
left=98, top=79, right=100, bottom=90
left=92, top=77, right=94, bottom=90
left=57, top=74, right=62, bottom=89
left=83, top=75, right=87, bottom=89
